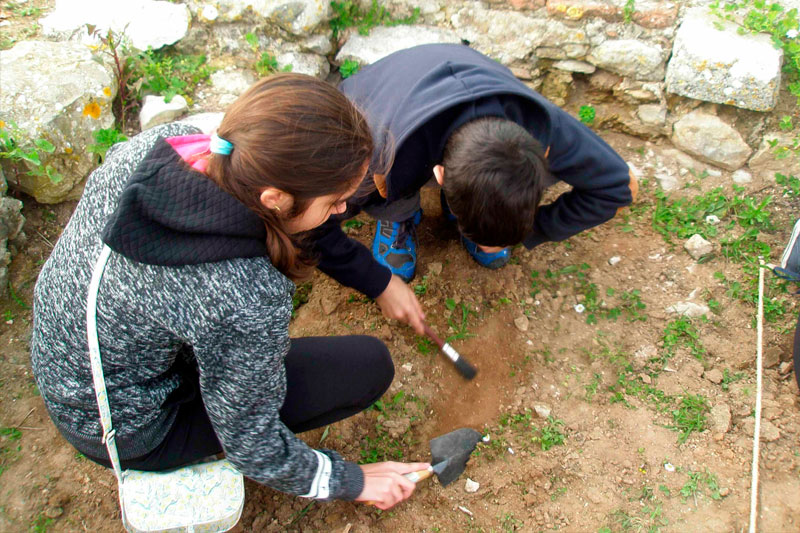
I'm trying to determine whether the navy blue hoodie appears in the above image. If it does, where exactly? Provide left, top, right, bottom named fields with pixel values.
left=314, top=44, right=632, bottom=298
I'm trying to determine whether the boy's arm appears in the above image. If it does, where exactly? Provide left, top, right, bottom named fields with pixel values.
left=523, top=110, right=634, bottom=249
left=311, top=216, right=393, bottom=299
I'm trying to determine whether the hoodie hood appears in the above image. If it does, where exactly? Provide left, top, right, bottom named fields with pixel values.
left=340, top=43, right=561, bottom=201
left=102, top=138, right=267, bottom=266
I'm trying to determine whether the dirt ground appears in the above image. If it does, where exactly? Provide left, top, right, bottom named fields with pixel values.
left=1, top=125, right=799, bottom=532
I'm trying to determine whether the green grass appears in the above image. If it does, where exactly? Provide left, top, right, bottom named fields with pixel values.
left=359, top=390, right=423, bottom=464
left=330, top=0, right=420, bottom=39
left=291, top=282, right=312, bottom=317
left=669, top=394, right=709, bottom=443
left=129, top=47, right=213, bottom=103
left=339, top=59, right=360, bottom=78
left=660, top=316, right=706, bottom=366
left=680, top=469, right=722, bottom=505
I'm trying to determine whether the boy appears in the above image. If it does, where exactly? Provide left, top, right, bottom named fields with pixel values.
left=312, top=44, right=637, bottom=333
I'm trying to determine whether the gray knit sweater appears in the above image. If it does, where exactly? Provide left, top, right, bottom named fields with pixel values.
left=30, top=123, right=363, bottom=500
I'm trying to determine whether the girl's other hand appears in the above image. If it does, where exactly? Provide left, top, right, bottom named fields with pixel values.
left=375, top=275, right=425, bottom=334
left=355, top=461, right=431, bottom=510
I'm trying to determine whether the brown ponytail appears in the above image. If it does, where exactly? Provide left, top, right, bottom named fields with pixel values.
left=206, top=74, right=374, bottom=281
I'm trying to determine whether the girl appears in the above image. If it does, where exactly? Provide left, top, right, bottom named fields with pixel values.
left=30, top=74, right=426, bottom=511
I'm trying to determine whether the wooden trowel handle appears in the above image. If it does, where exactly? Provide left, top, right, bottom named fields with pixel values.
left=364, top=467, right=434, bottom=506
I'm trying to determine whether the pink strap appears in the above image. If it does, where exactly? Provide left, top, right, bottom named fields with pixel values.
left=166, top=134, right=212, bottom=173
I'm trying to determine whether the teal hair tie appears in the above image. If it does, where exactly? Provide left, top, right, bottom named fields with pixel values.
left=209, top=133, right=234, bottom=155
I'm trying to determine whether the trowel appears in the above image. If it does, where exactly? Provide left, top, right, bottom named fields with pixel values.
left=403, top=428, right=483, bottom=487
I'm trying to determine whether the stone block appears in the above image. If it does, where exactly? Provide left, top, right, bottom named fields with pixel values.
left=201, top=0, right=332, bottom=36
left=41, top=0, right=190, bottom=51
left=587, top=39, right=666, bottom=81
left=672, top=110, right=752, bottom=171
left=0, top=41, right=116, bottom=204
left=337, top=25, right=461, bottom=66
left=665, top=8, right=782, bottom=112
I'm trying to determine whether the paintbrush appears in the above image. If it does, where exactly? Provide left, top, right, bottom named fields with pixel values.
left=422, top=323, right=477, bottom=380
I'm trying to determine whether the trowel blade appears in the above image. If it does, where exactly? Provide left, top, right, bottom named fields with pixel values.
left=429, top=428, right=482, bottom=487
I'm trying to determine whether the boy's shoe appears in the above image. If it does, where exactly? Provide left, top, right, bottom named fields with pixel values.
left=776, top=218, right=800, bottom=281
left=440, top=190, right=457, bottom=223
left=372, top=210, right=422, bottom=282
left=460, top=235, right=511, bottom=269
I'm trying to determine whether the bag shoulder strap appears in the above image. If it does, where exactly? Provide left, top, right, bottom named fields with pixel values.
left=86, top=244, right=124, bottom=483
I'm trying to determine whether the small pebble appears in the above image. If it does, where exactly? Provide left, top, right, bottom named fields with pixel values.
left=508, top=447, right=515, bottom=455
left=465, top=478, right=480, bottom=493
left=458, top=506, right=474, bottom=517
left=608, top=256, right=622, bottom=266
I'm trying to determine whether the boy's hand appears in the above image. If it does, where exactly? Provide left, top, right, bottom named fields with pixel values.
left=375, top=275, right=426, bottom=334
left=356, top=461, right=430, bottom=510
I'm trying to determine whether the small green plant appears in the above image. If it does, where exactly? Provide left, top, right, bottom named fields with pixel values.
left=0, top=120, right=62, bottom=184
left=413, top=275, right=428, bottom=296
left=245, top=33, right=292, bottom=76
left=536, top=417, right=566, bottom=451
left=339, top=59, right=360, bottom=78
left=660, top=317, right=706, bottom=364
left=669, top=394, right=709, bottom=443
left=87, top=128, right=128, bottom=163
left=500, top=512, right=524, bottom=532
left=360, top=390, right=422, bottom=463
left=292, top=282, right=313, bottom=317
left=775, top=172, right=800, bottom=197
left=30, top=512, right=54, bottom=533
left=130, top=47, right=213, bottom=103
left=343, top=218, right=364, bottom=230
left=680, top=469, right=722, bottom=505
left=578, top=105, right=596, bottom=125
left=0, top=427, right=22, bottom=441
left=416, top=337, right=434, bottom=354
left=330, top=0, right=420, bottom=39
left=779, top=115, right=794, bottom=131
left=584, top=372, right=602, bottom=402
left=623, top=0, right=636, bottom=23
left=720, top=368, right=746, bottom=391
left=446, top=302, right=475, bottom=342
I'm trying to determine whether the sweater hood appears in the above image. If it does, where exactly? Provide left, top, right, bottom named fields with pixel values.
left=102, top=138, right=267, bottom=266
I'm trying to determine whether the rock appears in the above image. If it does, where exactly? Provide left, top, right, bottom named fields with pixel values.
left=465, top=478, right=480, bottom=493
left=732, top=169, right=752, bottom=184
left=552, top=60, right=596, bottom=74
left=779, top=361, right=794, bottom=375
left=546, top=0, right=677, bottom=28
left=684, top=234, right=713, bottom=260
left=710, top=403, right=731, bottom=433
left=428, top=262, right=443, bottom=276
left=381, top=416, right=411, bottom=439
left=337, top=25, right=460, bottom=66
left=401, top=363, right=413, bottom=372
left=452, top=4, right=587, bottom=64
left=685, top=360, right=705, bottom=378
left=608, top=256, right=621, bottom=266
left=748, top=132, right=800, bottom=181
left=540, top=69, right=573, bottom=107
left=177, top=112, right=224, bottom=134
left=301, top=34, right=333, bottom=56
left=41, top=0, right=190, bottom=51
left=666, top=301, right=709, bottom=318
left=764, top=346, right=782, bottom=369
left=210, top=0, right=332, bottom=36
left=586, top=39, right=666, bottom=81
left=637, top=104, right=667, bottom=127
left=665, top=8, right=782, bottom=112
left=704, top=368, right=724, bottom=384
left=0, top=169, right=25, bottom=298
left=672, top=110, right=752, bottom=171
left=320, top=296, right=339, bottom=315
left=276, top=52, right=330, bottom=79
left=139, top=95, right=189, bottom=131
left=0, top=41, right=116, bottom=203
left=633, top=345, right=657, bottom=367
left=761, top=420, right=781, bottom=442
left=210, top=69, right=257, bottom=97
left=514, top=315, right=530, bottom=332
left=533, top=404, right=552, bottom=418
left=705, top=215, right=720, bottom=225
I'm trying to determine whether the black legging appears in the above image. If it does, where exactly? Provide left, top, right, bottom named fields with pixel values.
left=85, top=335, right=393, bottom=471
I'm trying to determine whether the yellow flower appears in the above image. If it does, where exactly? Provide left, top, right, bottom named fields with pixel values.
left=82, top=102, right=101, bottom=119
left=103, top=87, right=112, bottom=97
left=0, top=120, right=5, bottom=129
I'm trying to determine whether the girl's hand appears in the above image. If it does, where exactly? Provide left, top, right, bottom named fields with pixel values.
left=375, top=275, right=426, bottom=334
left=355, top=462, right=431, bottom=510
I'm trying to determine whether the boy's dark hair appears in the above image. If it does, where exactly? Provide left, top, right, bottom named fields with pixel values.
left=442, top=117, right=550, bottom=247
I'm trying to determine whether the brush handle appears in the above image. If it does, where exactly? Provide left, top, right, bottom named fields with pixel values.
left=422, top=323, right=478, bottom=380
